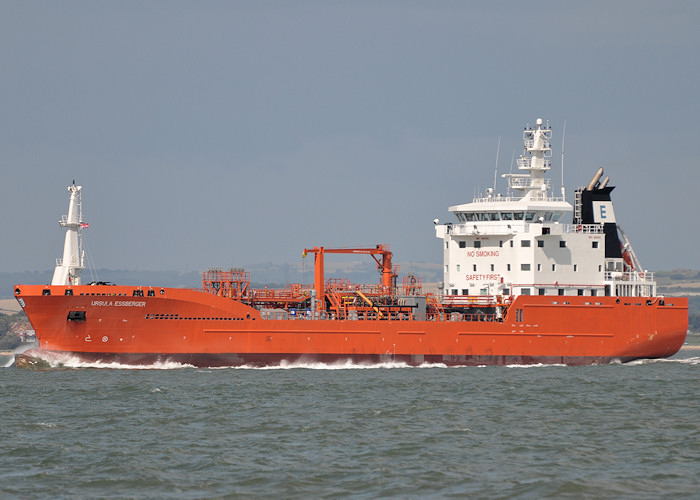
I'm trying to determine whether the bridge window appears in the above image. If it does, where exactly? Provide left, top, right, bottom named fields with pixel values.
left=501, top=212, right=513, bottom=220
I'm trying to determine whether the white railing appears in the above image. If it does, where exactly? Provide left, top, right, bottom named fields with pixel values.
left=447, top=223, right=603, bottom=236
left=470, top=195, right=567, bottom=203
left=448, top=224, right=519, bottom=236
left=55, top=257, right=85, bottom=267
left=562, top=224, right=603, bottom=234
left=605, top=271, right=655, bottom=283
left=509, top=177, right=552, bottom=190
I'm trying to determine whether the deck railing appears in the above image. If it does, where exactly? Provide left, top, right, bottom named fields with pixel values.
left=447, top=223, right=602, bottom=236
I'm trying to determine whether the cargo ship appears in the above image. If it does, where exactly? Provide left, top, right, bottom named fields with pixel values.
left=14, top=118, right=688, bottom=367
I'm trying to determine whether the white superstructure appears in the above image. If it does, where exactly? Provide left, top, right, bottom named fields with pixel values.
left=435, top=118, right=655, bottom=299
left=51, top=182, right=87, bottom=286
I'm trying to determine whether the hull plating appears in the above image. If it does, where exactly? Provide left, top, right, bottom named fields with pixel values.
left=14, top=284, right=688, bottom=367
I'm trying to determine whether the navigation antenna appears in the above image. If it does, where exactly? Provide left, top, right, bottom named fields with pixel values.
left=492, top=136, right=501, bottom=194
left=561, top=119, right=567, bottom=199
left=506, top=150, right=515, bottom=198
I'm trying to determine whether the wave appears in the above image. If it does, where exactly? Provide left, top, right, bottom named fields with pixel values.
left=13, top=350, right=196, bottom=370
left=505, top=363, right=568, bottom=369
left=13, top=349, right=450, bottom=371
left=14, top=348, right=696, bottom=371
left=626, top=356, right=700, bottom=366
left=1, top=343, right=38, bottom=368
left=230, top=359, right=449, bottom=370
left=60, top=358, right=197, bottom=370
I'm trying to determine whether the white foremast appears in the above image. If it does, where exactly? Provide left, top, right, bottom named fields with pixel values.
left=51, top=182, right=87, bottom=286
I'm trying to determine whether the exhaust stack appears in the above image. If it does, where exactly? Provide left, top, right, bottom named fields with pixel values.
left=586, top=167, right=604, bottom=190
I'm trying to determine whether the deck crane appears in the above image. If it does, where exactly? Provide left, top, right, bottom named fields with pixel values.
left=302, top=245, right=397, bottom=310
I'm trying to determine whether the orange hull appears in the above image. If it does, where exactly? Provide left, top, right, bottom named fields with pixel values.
left=14, top=284, right=688, bottom=366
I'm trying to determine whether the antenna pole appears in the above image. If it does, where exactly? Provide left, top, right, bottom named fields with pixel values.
left=506, top=150, right=515, bottom=197
left=493, top=136, right=501, bottom=192
left=561, top=120, right=567, bottom=198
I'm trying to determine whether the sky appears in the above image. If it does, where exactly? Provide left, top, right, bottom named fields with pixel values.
left=1, top=0, right=699, bottom=278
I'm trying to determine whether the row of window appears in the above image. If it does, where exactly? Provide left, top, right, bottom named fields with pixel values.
left=452, top=240, right=599, bottom=249
left=454, top=211, right=564, bottom=222
left=523, top=288, right=600, bottom=296
left=448, top=263, right=603, bottom=273
left=448, top=288, right=601, bottom=297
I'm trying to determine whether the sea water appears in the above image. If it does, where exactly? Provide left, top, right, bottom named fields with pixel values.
left=1, top=343, right=699, bottom=499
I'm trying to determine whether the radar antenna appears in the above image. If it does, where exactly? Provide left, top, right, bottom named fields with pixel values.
left=493, top=136, right=501, bottom=193
left=561, top=119, right=567, bottom=198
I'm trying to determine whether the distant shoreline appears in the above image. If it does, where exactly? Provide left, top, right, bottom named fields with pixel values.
left=0, top=299, right=21, bottom=314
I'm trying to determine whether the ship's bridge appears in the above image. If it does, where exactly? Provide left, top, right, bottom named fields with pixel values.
left=447, top=195, right=573, bottom=231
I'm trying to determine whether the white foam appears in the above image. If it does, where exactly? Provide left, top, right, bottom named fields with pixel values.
left=60, top=357, right=196, bottom=370
left=626, top=356, right=700, bottom=366
left=505, top=363, right=567, bottom=368
left=235, top=359, right=412, bottom=370
left=16, top=350, right=196, bottom=370
left=2, top=344, right=38, bottom=368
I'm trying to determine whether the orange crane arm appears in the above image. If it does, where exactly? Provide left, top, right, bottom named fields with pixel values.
left=302, top=245, right=396, bottom=312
